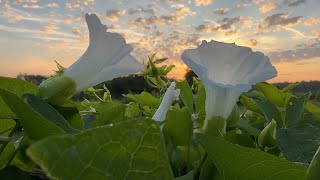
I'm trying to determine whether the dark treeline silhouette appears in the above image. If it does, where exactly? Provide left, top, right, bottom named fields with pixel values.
left=17, top=72, right=320, bottom=102
left=17, top=74, right=156, bottom=100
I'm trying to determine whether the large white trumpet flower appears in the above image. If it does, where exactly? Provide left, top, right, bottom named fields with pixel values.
left=152, top=82, right=180, bottom=122
left=39, top=14, right=143, bottom=104
left=181, top=40, right=277, bottom=133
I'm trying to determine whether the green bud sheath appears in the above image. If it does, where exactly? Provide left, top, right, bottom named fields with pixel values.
left=203, top=116, right=226, bottom=137
left=258, top=119, right=277, bottom=148
left=38, top=76, right=76, bottom=105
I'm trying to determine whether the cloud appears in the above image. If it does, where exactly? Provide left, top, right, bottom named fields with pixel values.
left=288, top=0, right=306, bottom=7
left=194, top=0, right=213, bottom=6
left=109, top=24, right=121, bottom=29
left=105, top=9, right=125, bottom=22
left=259, top=3, right=279, bottom=13
left=71, top=27, right=81, bottom=36
left=175, top=6, right=190, bottom=16
left=8, top=14, right=23, bottom=23
left=47, top=3, right=59, bottom=8
left=128, top=7, right=155, bottom=15
left=248, top=38, right=258, bottom=46
left=126, top=14, right=184, bottom=28
left=42, top=23, right=58, bottom=34
left=314, top=29, right=320, bottom=37
left=196, top=16, right=244, bottom=34
left=264, top=13, right=302, bottom=27
left=236, top=0, right=261, bottom=8
left=213, top=7, right=229, bottom=15
left=269, top=39, right=320, bottom=62
left=304, top=17, right=320, bottom=26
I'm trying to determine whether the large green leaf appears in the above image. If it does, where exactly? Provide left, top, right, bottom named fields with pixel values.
left=0, top=88, right=65, bottom=140
left=125, top=92, right=160, bottom=108
left=202, top=136, right=306, bottom=180
left=176, top=81, right=193, bottom=113
left=91, top=104, right=127, bottom=127
left=27, top=118, right=173, bottom=180
left=0, top=77, right=38, bottom=119
left=23, top=94, right=78, bottom=134
left=256, top=82, right=284, bottom=107
left=163, top=107, right=193, bottom=146
left=277, top=93, right=320, bottom=164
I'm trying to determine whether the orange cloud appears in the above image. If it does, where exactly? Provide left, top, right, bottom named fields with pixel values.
left=259, top=3, right=279, bottom=13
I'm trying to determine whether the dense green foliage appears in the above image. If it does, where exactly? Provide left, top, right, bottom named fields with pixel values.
left=1, top=59, right=320, bottom=179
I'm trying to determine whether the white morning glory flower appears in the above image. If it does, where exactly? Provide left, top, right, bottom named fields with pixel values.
left=39, top=13, right=143, bottom=104
left=181, top=40, right=277, bottom=132
left=152, top=82, right=180, bottom=122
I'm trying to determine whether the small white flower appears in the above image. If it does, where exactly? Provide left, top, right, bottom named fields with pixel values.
left=64, top=13, right=143, bottom=93
left=181, top=40, right=277, bottom=130
left=39, top=14, right=143, bottom=104
left=152, top=82, right=180, bottom=122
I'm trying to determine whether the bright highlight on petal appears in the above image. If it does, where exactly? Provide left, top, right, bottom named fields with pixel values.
left=64, top=13, right=143, bottom=93
left=152, top=82, right=180, bottom=122
left=181, top=40, right=277, bottom=131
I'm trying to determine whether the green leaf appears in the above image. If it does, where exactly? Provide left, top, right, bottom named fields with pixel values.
left=237, top=118, right=261, bottom=137
left=226, top=105, right=240, bottom=128
left=306, top=145, right=320, bottom=180
left=280, top=83, right=299, bottom=93
left=253, top=99, right=282, bottom=126
left=91, top=104, right=127, bottom=127
left=195, top=86, right=205, bottom=114
left=27, top=118, right=173, bottom=180
left=199, top=156, right=219, bottom=180
left=125, top=92, right=160, bottom=108
left=23, top=94, right=78, bottom=134
left=53, top=106, right=83, bottom=130
left=277, top=122, right=320, bottom=164
left=256, top=82, right=284, bottom=107
left=225, top=129, right=255, bottom=148
left=176, top=81, right=193, bottom=112
left=163, top=108, right=193, bottom=146
left=276, top=93, right=320, bottom=164
left=285, top=92, right=311, bottom=127
left=0, top=77, right=38, bottom=119
left=201, top=136, right=306, bottom=179
left=125, top=102, right=141, bottom=118
left=240, top=95, right=262, bottom=114
left=306, top=102, right=320, bottom=117
left=0, top=88, right=65, bottom=140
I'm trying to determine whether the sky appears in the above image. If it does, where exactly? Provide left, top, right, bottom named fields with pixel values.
left=0, top=0, right=319, bottom=83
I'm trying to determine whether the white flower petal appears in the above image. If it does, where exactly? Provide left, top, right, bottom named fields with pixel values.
left=152, top=82, right=180, bottom=122
left=63, top=13, right=142, bottom=92
left=204, top=83, right=242, bottom=120
left=77, top=54, right=143, bottom=91
left=181, top=40, right=277, bottom=122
